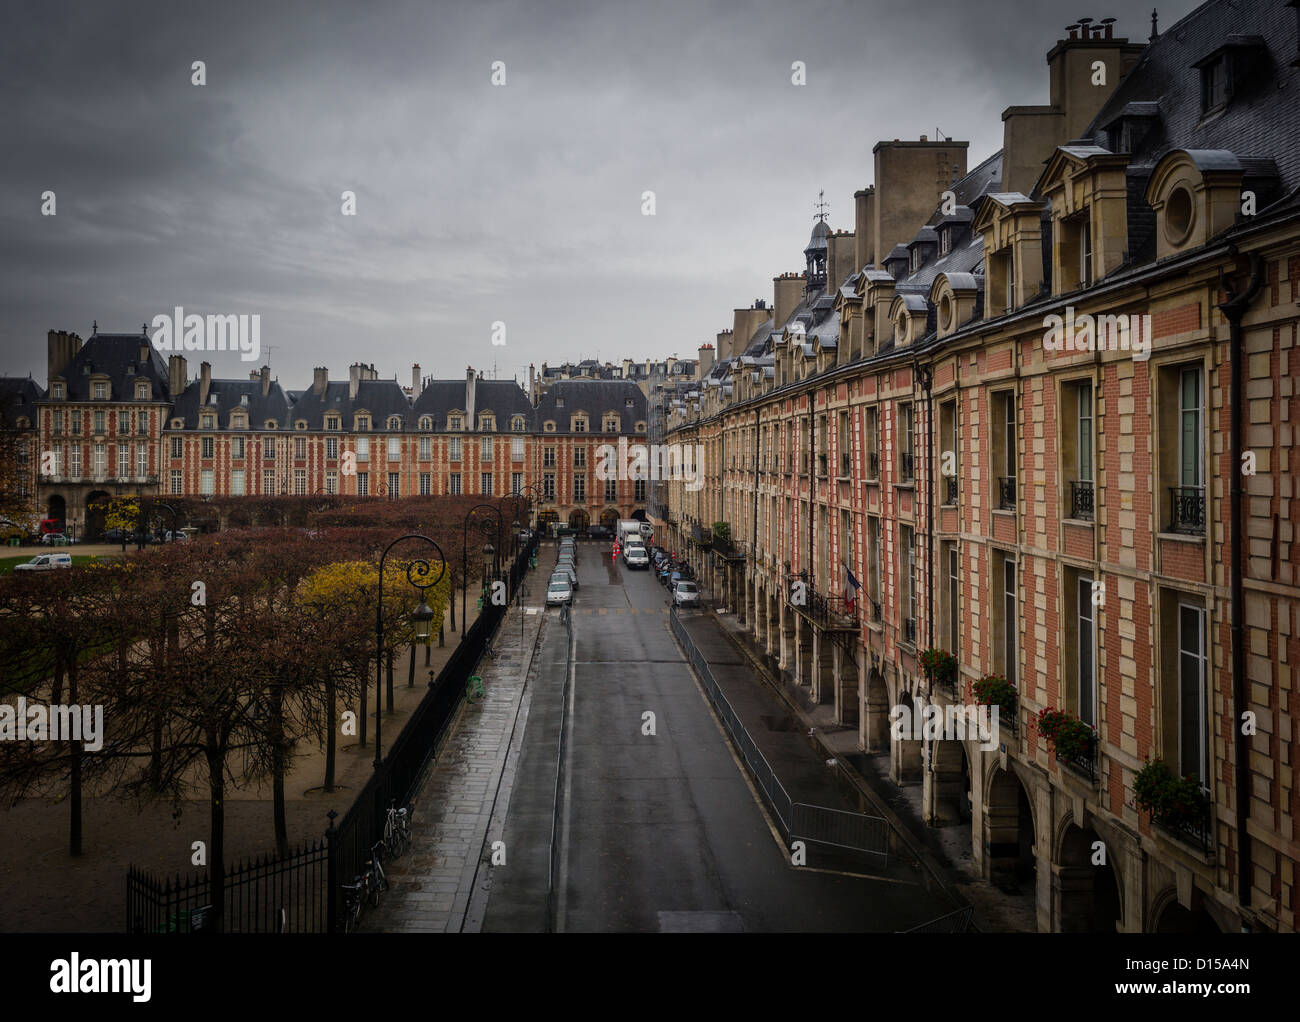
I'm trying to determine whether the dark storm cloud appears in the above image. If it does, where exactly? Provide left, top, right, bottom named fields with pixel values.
left=0, top=0, right=1201, bottom=386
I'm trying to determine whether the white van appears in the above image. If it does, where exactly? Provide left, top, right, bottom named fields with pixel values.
left=14, top=553, right=73, bottom=572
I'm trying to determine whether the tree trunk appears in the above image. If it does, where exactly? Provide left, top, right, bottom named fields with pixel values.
left=205, top=738, right=226, bottom=932
left=270, top=682, right=288, bottom=858
left=67, top=653, right=82, bottom=856
left=324, top=671, right=336, bottom=793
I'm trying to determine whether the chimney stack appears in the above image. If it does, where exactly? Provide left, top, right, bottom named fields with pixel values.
left=313, top=367, right=328, bottom=397
left=854, top=186, right=875, bottom=269
left=772, top=273, right=804, bottom=330
left=261, top=365, right=271, bottom=398
left=168, top=354, right=187, bottom=397
left=411, top=363, right=421, bottom=397
left=349, top=363, right=361, bottom=401
left=697, top=344, right=715, bottom=377
left=466, top=366, right=477, bottom=425
left=47, top=329, right=82, bottom=384
left=199, top=361, right=212, bottom=406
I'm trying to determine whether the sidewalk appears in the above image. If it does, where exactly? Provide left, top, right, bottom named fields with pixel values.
left=365, top=598, right=547, bottom=933
left=671, top=611, right=948, bottom=892
left=699, top=589, right=1036, bottom=931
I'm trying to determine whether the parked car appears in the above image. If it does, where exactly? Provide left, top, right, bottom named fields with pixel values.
left=586, top=525, right=612, bottom=541
left=164, top=530, right=189, bottom=542
left=672, top=580, right=700, bottom=607
left=551, top=565, right=579, bottom=590
left=623, top=546, right=649, bottom=569
left=39, top=532, right=70, bottom=546
left=14, top=552, right=73, bottom=572
left=545, top=577, right=573, bottom=606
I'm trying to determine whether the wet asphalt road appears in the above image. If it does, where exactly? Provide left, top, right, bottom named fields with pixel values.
left=480, top=541, right=947, bottom=932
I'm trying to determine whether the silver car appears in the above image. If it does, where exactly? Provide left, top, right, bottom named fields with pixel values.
left=551, top=565, right=579, bottom=590
left=546, top=578, right=572, bottom=606
left=672, top=580, right=700, bottom=607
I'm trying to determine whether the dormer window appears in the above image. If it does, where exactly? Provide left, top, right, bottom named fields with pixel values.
left=910, top=248, right=922, bottom=273
left=938, top=229, right=951, bottom=257
left=326, top=414, right=339, bottom=430
left=544, top=420, right=556, bottom=433
left=356, top=415, right=371, bottom=431
left=478, top=413, right=495, bottom=432
left=1200, top=56, right=1229, bottom=113
left=419, top=415, right=433, bottom=430
left=555, top=397, right=564, bottom=409
left=201, top=414, right=215, bottom=429
left=264, top=419, right=278, bottom=430
left=448, top=415, right=462, bottom=431
left=52, top=383, right=64, bottom=400
left=136, top=382, right=148, bottom=399
left=511, top=415, right=526, bottom=432
left=295, top=420, right=307, bottom=430
left=603, top=415, right=620, bottom=433
left=93, top=383, right=107, bottom=400
left=387, top=415, right=402, bottom=430
left=571, top=416, right=587, bottom=433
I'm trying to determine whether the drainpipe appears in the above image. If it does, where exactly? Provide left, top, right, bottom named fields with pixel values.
left=808, top=398, right=816, bottom=592
left=916, top=357, right=934, bottom=653
left=1219, top=247, right=1263, bottom=915
left=752, top=411, right=762, bottom=619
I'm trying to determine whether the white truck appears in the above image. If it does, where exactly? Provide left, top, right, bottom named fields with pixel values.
left=616, top=520, right=642, bottom=545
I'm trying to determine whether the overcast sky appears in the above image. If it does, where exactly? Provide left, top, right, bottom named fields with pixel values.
left=0, top=0, right=1202, bottom=390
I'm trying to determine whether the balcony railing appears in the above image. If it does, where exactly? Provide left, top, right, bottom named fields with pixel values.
left=1060, top=738, right=1097, bottom=784
left=869, top=598, right=882, bottom=623
left=899, top=452, right=914, bottom=482
left=1070, top=479, right=1094, bottom=521
left=902, top=617, right=916, bottom=645
left=998, top=476, right=1017, bottom=511
left=1169, top=485, right=1205, bottom=535
left=689, top=524, right=712, bottom=546
left=804, top=588, right=858, bottom=630
left=867, top=451, right=879, bottom=480
left=1152, top=796, right=1212, bottom=854
left=944, top=475, right=957, bottom=505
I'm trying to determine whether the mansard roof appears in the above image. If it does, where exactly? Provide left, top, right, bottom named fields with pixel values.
left=534, top=379, right=646, bottom=433
left=172, top=376, right=294, bottom=430
left=49, top=332, right=171, bottom=403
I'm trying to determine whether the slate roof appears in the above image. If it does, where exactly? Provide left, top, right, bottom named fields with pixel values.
left=407, top=378, right=532, bottom=431
left=171, top=375, right=294, bottom=431
left=534, top=380, right=647, bottom=435
left=1081, top=0, right=1300, bottom=196
left=47, top=332, right=171, bottom=403
left=0, top=377, right=44, bottom=426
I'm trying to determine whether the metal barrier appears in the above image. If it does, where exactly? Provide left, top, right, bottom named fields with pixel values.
left=901, top=904, right=975, bottom=933
left=669, top=607, right=887, bottom=863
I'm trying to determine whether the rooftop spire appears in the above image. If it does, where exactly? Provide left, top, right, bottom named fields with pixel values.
left=814, top=189, right=829, bottom=223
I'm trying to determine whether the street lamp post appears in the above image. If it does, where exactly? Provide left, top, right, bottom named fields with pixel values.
left=375, top=534, right=447, bottom=771
left=460, top=503, right=504, bottom=632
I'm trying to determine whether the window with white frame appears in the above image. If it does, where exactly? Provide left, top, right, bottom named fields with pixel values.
left=231, top=469, right=245, bottom=495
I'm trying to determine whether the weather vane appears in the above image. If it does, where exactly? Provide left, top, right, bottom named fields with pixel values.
left=814, top=190, right=829, bottom=223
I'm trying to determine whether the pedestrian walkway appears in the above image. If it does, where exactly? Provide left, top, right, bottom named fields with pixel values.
left=365, top=600, right=548, bottom=933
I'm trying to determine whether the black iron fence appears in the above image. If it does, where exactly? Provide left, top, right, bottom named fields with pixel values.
left=127, top=841, right=328, bottom=934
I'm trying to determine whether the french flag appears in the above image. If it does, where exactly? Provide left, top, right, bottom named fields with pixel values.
left=843, top=562, right=861, bottom=613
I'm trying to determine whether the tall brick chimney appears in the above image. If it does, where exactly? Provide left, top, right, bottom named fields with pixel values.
left=261, top=365, right=271, bottom=398
left=772, top=273, right=804, bottom=330
left=411, top=363, right=421, bottom=397
left=872, top=137, right=969, bottom=262
left=349, top=363, right=361, bottom=401
left=168, top=354, right=187, bottom=397
left=313, top=367, right=328, bottom=397
left=697, top=344, right=714, bottom=378
left=854, top=186, right=875, bottom=268
left=199, top=361, right=212, bottom=406
left=465, top=366, right=477, bottom=425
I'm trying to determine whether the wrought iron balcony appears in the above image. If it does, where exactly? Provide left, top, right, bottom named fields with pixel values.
left=1169, top=485, right=1205, bottom=535
left=902, top=617, right=916, bottom=644
left=1060, top=738, right=1097, bottom=784
left=689, top=523, right=712, bottom=546
left=1070, top=479, right=1094, bottom=521
left=869, top=598, right=882, bottom=623
left=1152, top=795, right=1212, bottom=853
left=804, top=588, right=859, bottom=631
left=899, top=452, right=914, bottom=482
left=944, top=475, right=957, bottom=505
left=998, top=475, right=1017, bottom=511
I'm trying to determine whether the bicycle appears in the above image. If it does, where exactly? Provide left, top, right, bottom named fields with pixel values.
left=365, top=842, right=389, bottom=907
left=341, top=876, right=367, bottom=932
left=383, top=801, right=412, bottom=861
